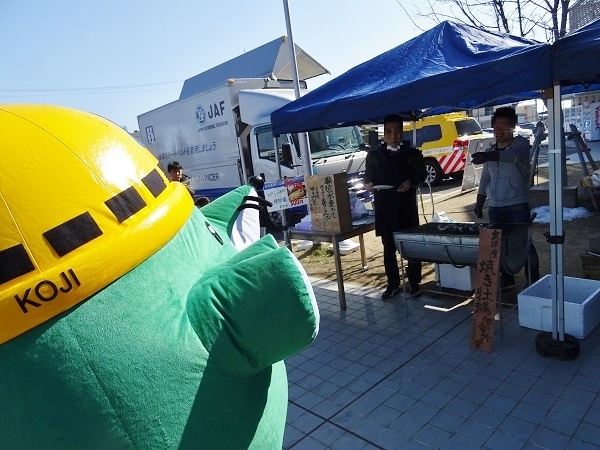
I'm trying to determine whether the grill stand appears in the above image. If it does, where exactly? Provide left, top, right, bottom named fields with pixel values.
left=395, top=222, right=535, bottom=341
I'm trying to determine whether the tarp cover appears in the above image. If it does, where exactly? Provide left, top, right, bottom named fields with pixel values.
left=271, top=21, right=552, bottom=134
left=553, top=18, right=600, bottom=86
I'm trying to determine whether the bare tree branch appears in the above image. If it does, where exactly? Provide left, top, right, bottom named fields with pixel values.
left=403, top=0, right=572, bottom=41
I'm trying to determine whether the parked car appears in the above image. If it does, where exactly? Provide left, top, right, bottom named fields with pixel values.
left=402, top=112, right=488, bottom=186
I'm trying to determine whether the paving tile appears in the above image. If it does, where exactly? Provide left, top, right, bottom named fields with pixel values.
left=456, top=384, right=493, bottom=404
left=310, top=422, right=345, bottom=445
left=298, top=358, right=326, bottom=374
left=372, top=427, right=410, bottom=449
left=286, top=403, right=305, bottom=422
left=574, top=422, right=600, bottom=447
left=572, top=373, right=600, bottom=394
left=283, top=425, right=305, bottom=449
left=389, top=413, right=427, bottom=438
left=289, top=435, right=329, bottom=449
left=509, top=402, right=547, bottom=425
left=289, top=384, right=309, bottom=402
left=507, top=370, right=538, bottom=389
left=421, top=388, right=453, bottom=409
left=345, top=376, right=377, bottom=394
left=435, top=378, right=467, bottom=396
left=411, top=423, right=452, bottom=448
left=352, top=416, right=388, bottom=441
left=441, top=434, right=483, bottom=450
left=484, top=429, right=526, bottom=450
left=560, top=385, right=596, bottom=406
left=329, top=431, right=371, bottom=449
left=521, top=388, right=558, bottom=411
left=295, top=373, right=325, bottom=391
left=455, top=418, right=494, bottom=445
left=567, top=437, right=600, bottom=450
left=384, top=392, right=417, bottom=413
left=443, top=397, right=479, bottom=418
left=485, top=392, right=519, bottom=414
left=470, top=405, right=507, bottom=429
left=287, top=367, right=309, bottom=384
left=530, top=375, right=566, bottom=396
left=328, top=387, right=360, bottom=408
left=583, top=406, right=600, bottom=427
left=551, top=397, right=590, bottom=421
left=286, top=353, right=310, bottom=368
left=364, top=384, right=396, bottom=403
left=430, top=410, right=466, bottom=433
left=498, top=415, right=537, bottom=441
left=294, top=390, right=325, bottom=410
left=311, top=398, right=342, bottom=418
left=529, top=426, right=571, bottom=450
left=311, top=380, right=340, bottom=398
left=399, top=380, right=431, bottom=400
left=328, top=370, right=355, bottom=388
left=367, top=404, right=402, bottom=427
left=397, top=438, right=432, bottom=449
left=290, top=411, right=325, bottom=434
left=541, top=411, right=581, bottom=436
left=494, top=380, right=529, bottom=402
left=361, top=368, right=388, bottom=384
left=348, top=395, right=383, bottom=417
left=406, top=400, right=440, bottom=423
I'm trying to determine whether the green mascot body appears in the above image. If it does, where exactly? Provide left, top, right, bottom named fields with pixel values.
left=0, top=105, right=319, bottom=449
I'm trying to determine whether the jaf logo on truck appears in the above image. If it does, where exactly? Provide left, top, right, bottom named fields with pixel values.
left=196, top=101, right=226, bottom=125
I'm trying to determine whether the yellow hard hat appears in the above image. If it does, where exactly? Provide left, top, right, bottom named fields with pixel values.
left=0, top=105, right=194, bottom=344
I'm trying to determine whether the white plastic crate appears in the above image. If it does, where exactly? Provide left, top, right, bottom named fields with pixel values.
left=435, top=264, right=476, bottom=291
left=518, top=275, right=600, bottom=339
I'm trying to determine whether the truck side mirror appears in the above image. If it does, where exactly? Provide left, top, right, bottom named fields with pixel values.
left=281, top=143, right=293, bottom=167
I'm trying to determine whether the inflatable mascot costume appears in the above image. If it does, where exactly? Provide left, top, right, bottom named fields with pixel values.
left=0, top=105, right=319, bottom=449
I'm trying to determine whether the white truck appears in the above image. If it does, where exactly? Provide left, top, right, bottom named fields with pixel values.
left=137, top=77, right=367, bottom=200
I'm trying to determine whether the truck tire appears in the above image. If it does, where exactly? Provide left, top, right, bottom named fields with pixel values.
left=424, top=159, right=443, bottom=186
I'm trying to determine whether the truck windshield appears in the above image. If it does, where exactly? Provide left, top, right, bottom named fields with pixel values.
left=308, top=126, right=364, bottom=158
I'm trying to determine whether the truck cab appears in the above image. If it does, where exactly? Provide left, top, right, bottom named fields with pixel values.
left=239, top=89, right=367, bottom=183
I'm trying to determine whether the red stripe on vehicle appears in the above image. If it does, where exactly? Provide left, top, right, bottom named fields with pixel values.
left=437, top=150, right=466, bottom=174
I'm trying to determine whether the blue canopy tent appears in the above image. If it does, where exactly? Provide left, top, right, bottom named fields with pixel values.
left=554, top=18, right=600, bottom=86
left=271, top=20, right=552, bottom=135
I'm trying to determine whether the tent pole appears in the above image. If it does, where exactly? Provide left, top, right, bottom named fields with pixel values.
left=549, top=83, right=565, bottom=342
left=535, top=84, right=579, bottom=360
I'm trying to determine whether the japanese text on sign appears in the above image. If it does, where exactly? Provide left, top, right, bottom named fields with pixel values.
left=471, top=228, right=502, bottom=352
left=263, top=177, right=308, bottom=212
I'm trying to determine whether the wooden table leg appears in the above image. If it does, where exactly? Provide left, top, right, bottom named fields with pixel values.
left=332, top=235, right=347, bottom=310
left=359, top=233, right=368, bottom=270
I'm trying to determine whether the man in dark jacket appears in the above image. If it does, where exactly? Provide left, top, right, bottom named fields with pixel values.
left=365, top=117, right=427, bottom=300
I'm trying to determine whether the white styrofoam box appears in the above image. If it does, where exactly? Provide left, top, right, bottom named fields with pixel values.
left=518, top=275, right=600, bottom=339
left=435, top=264, right=476, bottom=291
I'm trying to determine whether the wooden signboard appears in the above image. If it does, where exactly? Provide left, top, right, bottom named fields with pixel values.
left=471, top=227, right=502, bottom=352
left=305, top=173, right=352, bottom=233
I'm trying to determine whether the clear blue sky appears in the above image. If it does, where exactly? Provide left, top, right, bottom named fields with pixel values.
left=0, top=1, right=424, bottom=131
